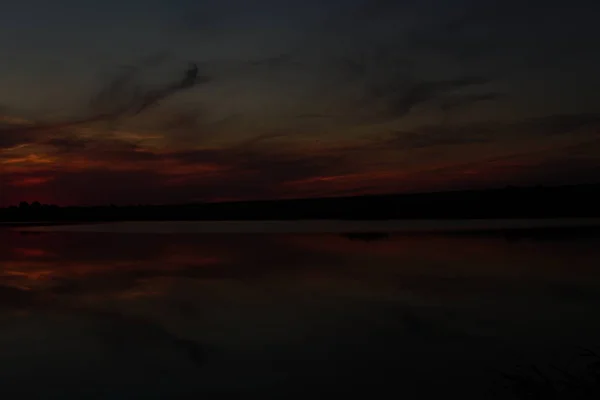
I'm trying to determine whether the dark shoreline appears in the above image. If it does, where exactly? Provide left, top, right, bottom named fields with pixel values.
left=0, top=221, right=105, bottom=228
left=7, top=219, right=600, bottom=241
left=3, top=183, right=600, bottom=225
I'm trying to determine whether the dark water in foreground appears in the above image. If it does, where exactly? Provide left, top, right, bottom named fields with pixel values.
left=1, top=221, right=600, bottom=398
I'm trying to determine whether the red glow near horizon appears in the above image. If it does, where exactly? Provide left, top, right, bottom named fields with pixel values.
left=2, top=120, right=600, bottom=207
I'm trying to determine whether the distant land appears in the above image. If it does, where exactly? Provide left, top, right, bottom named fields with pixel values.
left=1, top=183, right=600, bottom=223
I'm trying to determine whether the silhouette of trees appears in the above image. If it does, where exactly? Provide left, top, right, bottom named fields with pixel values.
left=1, top=183, right=600, bottom=223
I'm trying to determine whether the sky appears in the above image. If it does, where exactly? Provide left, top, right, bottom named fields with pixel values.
left=1, top=0, right=600, bottom=206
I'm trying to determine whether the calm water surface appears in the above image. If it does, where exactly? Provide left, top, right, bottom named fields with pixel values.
left=1, top=221, right=600, bottom=398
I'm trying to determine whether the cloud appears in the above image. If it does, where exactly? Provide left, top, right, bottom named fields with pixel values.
left=385, top=127, right=492, bottom=150
left=294, top=113, right=333, bottom=120
left=0, top=129, right=40, bottom=151
left=0, top=135, right=357, bottom=204
left=385, top=77, right=490, bottom=116
left=1, top=61, right=210, bottom=139
left=248, top=53, right=300, bottom=69
left=372, top=112, right=600, bottom=151
left=378, top=128, right=600, bottom=191
left=355, top=76, right=492, bottom=123
left=89, top=62, right=210, bottom=121
left=438, top=92, right=503, bottom=114
left=4, top=109, right=600, bottom=206
left=308, top=21, right=497, bottom=124
left=519, top=113, right=600, bottom=137
left=42, top=136, right=90, bottom=153
left=164, top=143, right=351, bottom=192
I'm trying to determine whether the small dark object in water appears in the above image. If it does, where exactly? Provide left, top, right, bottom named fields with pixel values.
left=19, top=230, right=42, bottom=236
left=340, top=232, right=390, bottom=242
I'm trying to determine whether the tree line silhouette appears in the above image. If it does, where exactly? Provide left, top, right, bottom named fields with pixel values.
left=1, top=183, right=600, bottom=223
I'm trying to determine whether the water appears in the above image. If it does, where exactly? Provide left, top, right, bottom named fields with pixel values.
left=1, top=221, right=600, bottom=398
left=12, top=217, right=600, bottom=233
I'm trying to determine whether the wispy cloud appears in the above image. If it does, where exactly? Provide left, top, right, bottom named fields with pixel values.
left=353, top=75, right=493, bottom=123
left=248, top=53, right=300, bottom=69
left=438, top=93, right=503, bottom=113
left=1, top=61, right=210, bottom=138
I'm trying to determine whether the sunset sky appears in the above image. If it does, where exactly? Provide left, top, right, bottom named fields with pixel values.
left=1, top=0, right=600, bottom=206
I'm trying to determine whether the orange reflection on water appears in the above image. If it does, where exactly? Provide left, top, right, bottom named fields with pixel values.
left=0, top=231, right=229, bottom=302
left=2, top=229, right=600, bottom=309
left=12, top=247, right=53, bottom=258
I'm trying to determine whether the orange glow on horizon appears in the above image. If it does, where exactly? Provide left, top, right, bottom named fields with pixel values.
left=11, top=176, right=55, bottom=187
left=2, top=154, right=54, bottom=165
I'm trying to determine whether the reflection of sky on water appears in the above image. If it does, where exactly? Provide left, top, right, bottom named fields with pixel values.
left=1, top=228, right=600, bottom=397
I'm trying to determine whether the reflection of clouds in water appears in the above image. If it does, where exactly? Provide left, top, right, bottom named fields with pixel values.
left=77, top=308, right=207, bottom=368
left=1, top=229, right=600, bottom=396
left=12, top=247, right=53, bottom=258
left=1, top=230, right=600, bottom=327
left=0, top=285, right=38, bottom=309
